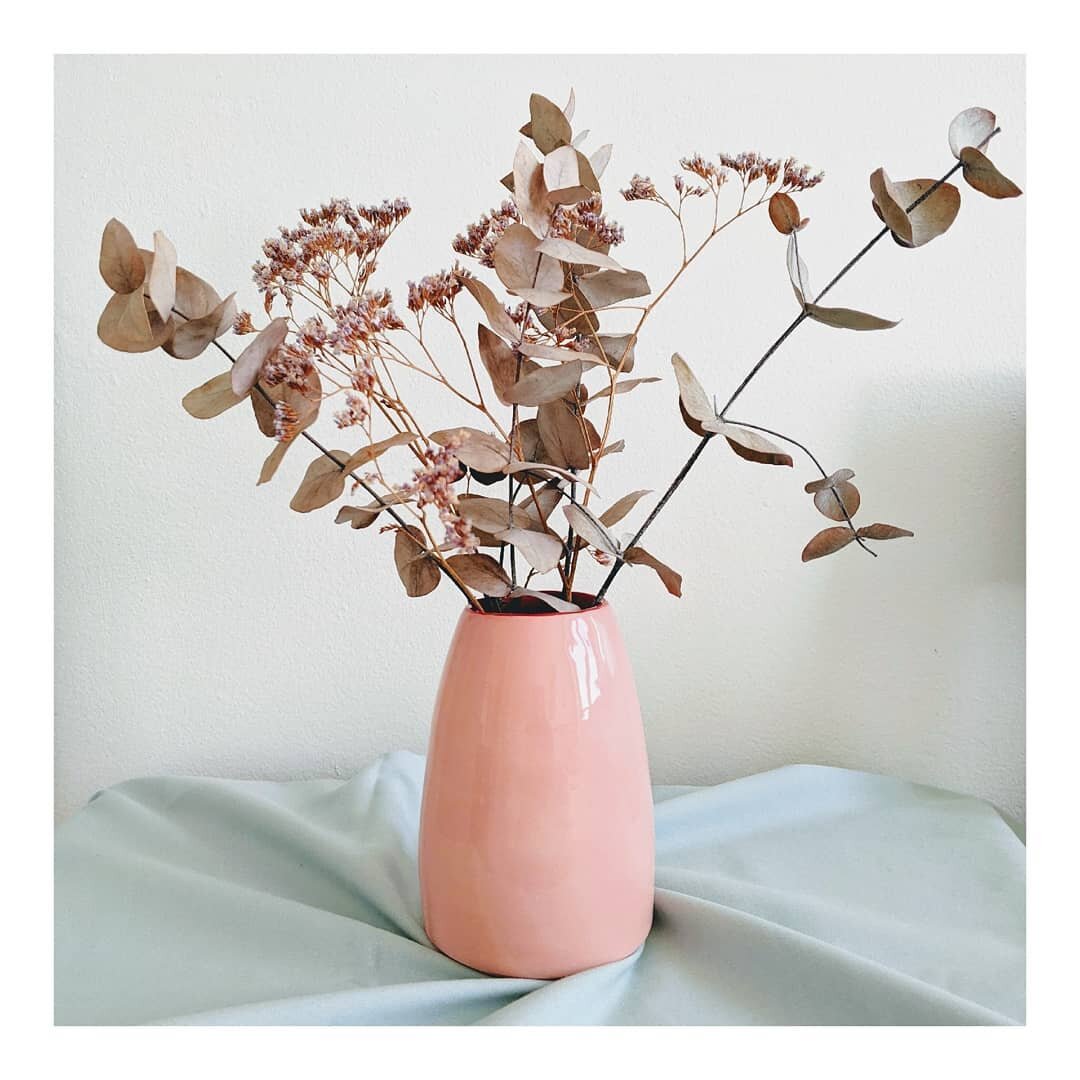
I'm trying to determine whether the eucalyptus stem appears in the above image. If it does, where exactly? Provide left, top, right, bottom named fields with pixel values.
left=593, top=139, right=987, bottom=604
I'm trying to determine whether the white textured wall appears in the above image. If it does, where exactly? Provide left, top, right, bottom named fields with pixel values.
left=55, top=55, right=1024, bottom=823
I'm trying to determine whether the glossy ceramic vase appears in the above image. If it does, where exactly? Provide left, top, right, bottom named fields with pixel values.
left=418, top=595, right=655, bottom=978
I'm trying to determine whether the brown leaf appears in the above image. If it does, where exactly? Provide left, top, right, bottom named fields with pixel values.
left=869, top=168, right=913, bottom=246
left=492, top=223, right=569, bottom=306
left=446, top=553, right=512, bottom=596
left=172, top=264, right=222, bottom=321
left=805, top=304, right=899, bottom=331
left=257, top=439, right=292, bottom=485
left=702, top=422, right=793, bottom=467
left=786, top=232, right=813, bottom=304
left=99, top=218, right=145, bottom=293
left=959, top=147, right=1022, bottom=199
left=334, top=493, right=413, bottom=529
left=596, top=334, right=636, bottom=373
left=343, top=432, right=419, bottom=472
left=856, top=523, right=914, bottom=541
left=504, top=358, right=583, bottom=406
left=165, top=292, right=237, bottom=360
left=289, top=453, right=348, bottom=513
left=512, top=142, right=551, bottom=238
left=600, top=439, right=625, bottom=457
left=801, top=526, right=856, bottom=562
left=97, top=289, right=170, bottom=353
left=543, top=146, right=593, bottom=205
left=146, top=231, right=177, bottom=321
left=600, top=489, right=652, bottom=528
left=813, top=480, right=861, bottom=521
left=495, top=527, right=564, bottom=573
left=537, top=398, right=594, bottom=469
left=457, top=493, right=532, bottom=534
left=251, top=367, right=321, bottom=439
left=430, top=427, right=510, bottom=473
left=529, top=92, right=572, bottom=154
left=503, top=460, right=598, bottom=493
left=541, top=288, right=600, bottom=337
left=768, top=193, right=802, bottom=235
left=804, top=468, right=855, bottom=494
left=536, top=236, right=625, bottom=272
left=623, top=546, right=682, bottom=597
left=576, top=268, right=651, bottom=311
left=517, top=341, right=603, bottom=366
left=671, top=353, right=714, bottom=431
left=232, top=318, right=288, bottom=395
left=457, top=273, right=520, bottom=342
left=182, top=370, right=247, bottom=419
left=563, top=503, right=620, bottom=555
left=518, top=484, right=563, bottom=526
left=394, top=525, right=441, bottom=597
left=477, top=325, right=523, bottom=406
left=872, top=178, right=961, bottom=248
left=562, top=88, right=576, bottom=122
left=949, top=107, right=996, bottom=159
left=590, top=377, right=661, bottom=401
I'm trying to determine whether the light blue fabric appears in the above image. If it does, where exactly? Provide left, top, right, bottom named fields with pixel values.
left=54, top=752, right=1024, bottom=1025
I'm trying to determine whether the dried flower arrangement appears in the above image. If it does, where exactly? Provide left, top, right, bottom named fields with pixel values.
left=96, top=94, right=1019, bottom=614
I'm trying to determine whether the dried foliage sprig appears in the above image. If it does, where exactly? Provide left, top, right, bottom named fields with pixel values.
left=96, top=96, right=1019, bottom=613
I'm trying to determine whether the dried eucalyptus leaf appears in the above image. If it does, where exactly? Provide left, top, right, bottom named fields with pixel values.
left=518, top=485, right=563, bottom=526
left=493, top=223, right=569, bottom=305
left=430, top=427, right=510, bottom=473
left=801, top=526, right=856, bottom=562
left=517, top=341, right=603, bottom=366
left=869, top=168, right=914, bottom=246
left=290, top=453, right=348, bottom=513
left=600, top=439, right=625, bottom=457
left=537, top=398, right=594, bottom=469
left=512, top=142, right=551, bottom=238
left=786, top=233, right=812, bottom=305
left=805, top=304, right=899, bottom=331
left=503, top=460, right=597, bottom=494
left=536, top=236, right=625, bottom=272
left=165, top=292, right=237, bottom=360
left=590, top=376, right=661, bottom=401
left=529, top=93, right=572, bottom=154
left=509, top=587, right=579, bottom=613
left=600, top=489, right=652, bottom=528
left=814, top=480, right=861, bottom=521
left=856, top=523, right=914, bottom=540
left=597, top=334, right=636, bottom=373
left=543, top=145, right=592, bottom=205
left=576, top=269, right=651, bottom=311
left=563, top=503, right=620, bottom=555
left=590, top=144, right=613, bottom=179
left=182, top=370, right=246, bottom=420
left=958, top=147, right=1022, bottom=199
left=804, top=468, right=855, bottom=494
left=97, top=289, right=170, bottom=353
left=145, top=230, right=178, bottom=322
left=343, top=432, right=419, bottom=472
left=495, top=527, right=563, bottom=573
left=99, top=218, right=145, bottom=293
left=394, top=525, right=440, bottom=597
left=504, top=358, right=584, bottom=406
left=446, top=553, right=512, bottom=596
left=478, top=325, right=521, bottom=406
left=949, top=107, right=997, bottom=159
left=457, top=273, right=520, bottom=342
left=768, top=193, right=802, bottom=235
left=335, top=493, right=413, bottom=529
left=457, top=493, right=531, bottom=533
left=563, top=87, right=576, bottom=123
left=232, top=317, right=289, bottom=395
left=671, top=353, right=714, bottom=429
left=872, top=178, right=961, bottom=247
left=623, top=546, right=682, bottom=597
left=251, top=367, right=321, bottom=439
left=702, top=422, right=794, bottom=467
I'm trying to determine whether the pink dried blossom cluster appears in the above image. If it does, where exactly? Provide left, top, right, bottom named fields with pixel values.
left=399, top=443, right=476, bottom=553
left=451, top=201, right=521, bottom=267
left=407, top=268, right=464, bottom=314
left=550, top=194, right=625, bottom=248
left=333, top=392, right=370, bottom=430
left=620, top=175, right=661, bottom=202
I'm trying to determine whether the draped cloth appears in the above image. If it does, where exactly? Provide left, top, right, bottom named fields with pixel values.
left=55, top=752, right=1024, bottom=1025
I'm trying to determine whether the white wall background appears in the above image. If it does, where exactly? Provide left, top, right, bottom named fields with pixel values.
left=55, top=55, right=1024, bottom=823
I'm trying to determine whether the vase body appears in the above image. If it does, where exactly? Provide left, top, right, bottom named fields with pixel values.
left=418, top=597, right=655, bottom=979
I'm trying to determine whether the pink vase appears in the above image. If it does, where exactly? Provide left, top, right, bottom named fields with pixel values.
left=418, top=594, right=655, bottom=979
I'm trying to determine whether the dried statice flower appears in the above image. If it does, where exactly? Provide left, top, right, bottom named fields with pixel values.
left=233, top=310, right=256, bottom=335
left=621, top=174, right=661, bottom=202
left=550, top=195, right=625, bottom=247
left=451, top=201, right=520, bottom=267
left=333, top=391, right=369, bottom=429
left=407, top=268, right=464, bottom=314
left=272, top=401, right=299, bottom=443
left=328, top=290, right=405, bottom=355
left=679, top=154, right=727, bottom=188
left=262, top=342, right=316, bottom=390
left=780, top=157, right=825, bottom=192
left=400, top=443, right=476, bottom=554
